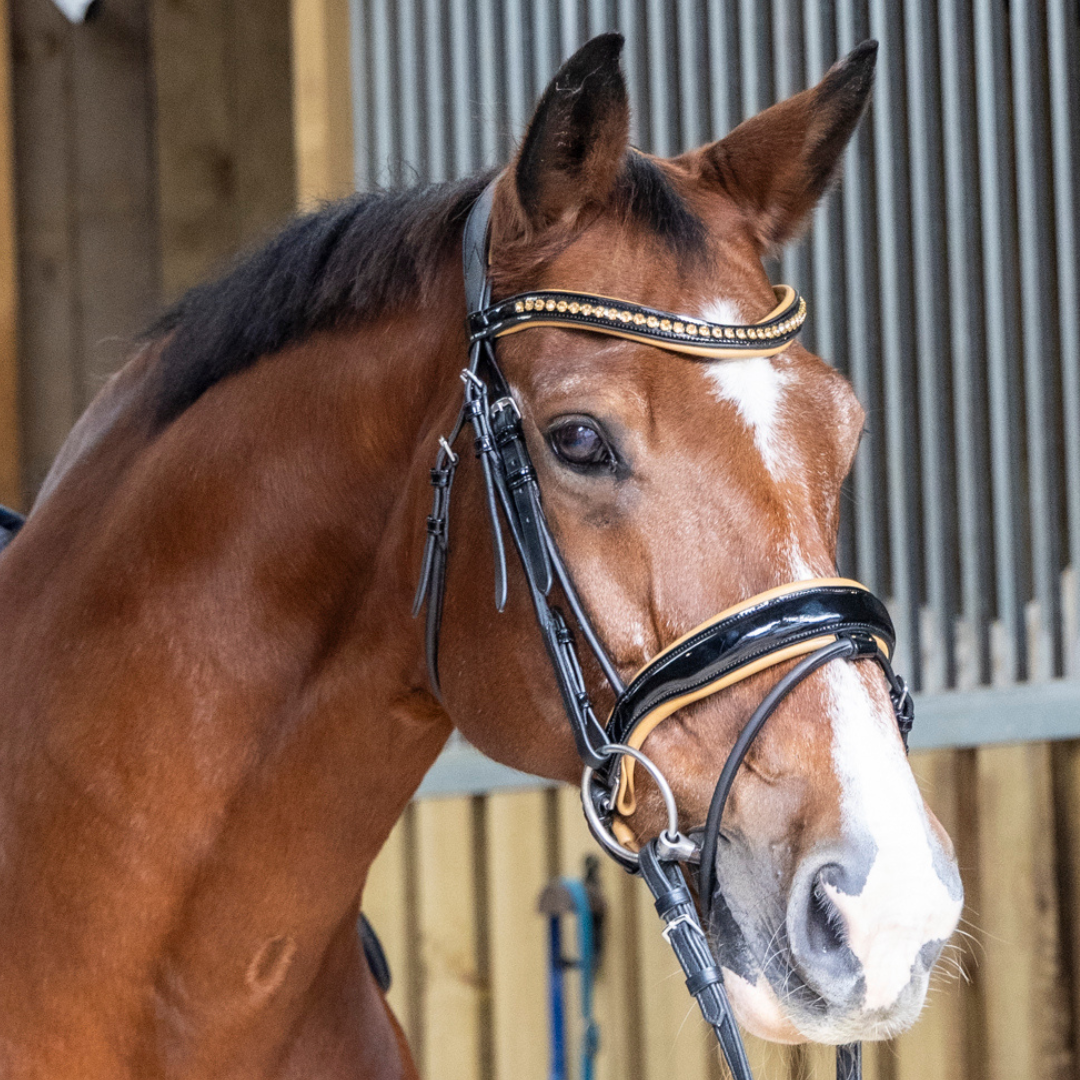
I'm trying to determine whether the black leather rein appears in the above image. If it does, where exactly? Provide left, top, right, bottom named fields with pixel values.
left=413, top=177, right=914, bottom=1080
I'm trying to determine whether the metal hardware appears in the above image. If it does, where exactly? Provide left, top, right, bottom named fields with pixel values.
left=437, top=435, right=458, bottom=464
left=655, top=831, right=700, bottom=863
left=660, top=912, right=698, bottom=945
left=580, top=743, right=684, bottom=867
left=490, top=395, right=520, bottom=419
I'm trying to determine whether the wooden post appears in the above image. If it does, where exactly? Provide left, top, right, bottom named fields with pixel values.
left=975, top=743, right=1071, bottom=1080
left=290, top=0, right=353, bottom=207
left=557, top=786, right=641, bottom=1080
left=415, top=795, right=484, bottom=1080
left=363, top=812, right=416, bottom=1041
left=11, top=0, right=159, bottom=497
left=153, top=0, right=296, bottom=300
left=487, top=789, right=550, bottom=1080
left=0, top=0, right=17, bottom=509
left=892, top=749, right=974, bottom=1080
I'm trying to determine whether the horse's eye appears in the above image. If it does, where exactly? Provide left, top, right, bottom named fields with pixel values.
left=548, top=421, right=614, bottom=470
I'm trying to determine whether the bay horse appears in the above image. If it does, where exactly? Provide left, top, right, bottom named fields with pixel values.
left=0, top=34, right=961, bottom=1080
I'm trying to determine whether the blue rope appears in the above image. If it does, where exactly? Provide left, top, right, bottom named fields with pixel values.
left=546, top=878, right=599, bottom=1080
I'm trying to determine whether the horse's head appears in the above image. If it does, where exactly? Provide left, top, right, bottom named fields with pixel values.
left=437, top=35, right=961, bottom=1047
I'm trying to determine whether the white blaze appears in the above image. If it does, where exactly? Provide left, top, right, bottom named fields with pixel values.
left=700, top=303, right=960, bottom=1016
left=825, top=662, right=963, bottom=1010
left=704, top=356, right=794, bottom=479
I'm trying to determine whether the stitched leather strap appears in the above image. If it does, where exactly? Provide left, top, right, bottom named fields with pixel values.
left=638, top=842, right=753, bottom=1080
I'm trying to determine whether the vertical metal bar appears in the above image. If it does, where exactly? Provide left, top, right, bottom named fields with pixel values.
left=503, top=0, right=528, bottom=144
left=771, top=0, right=795, bottom=102
left=531, top=0, right=555, bottom=107
left=618, top=0, right=643, bottom=145
left=777, top=1, right=809, bottom=323
left=422, top=0, right=447, bottom=180
left=939, top=0, right=991, bottom=685
left=706, top=0, right=737, bottom=137
left=476, top=0, right=499, bottom=167
left=836, top=0, right=880, bottom=592
left=448, top=0, right=473, bottom=178
left=1048, top=0, right=1080, bottom=674
left=559, top=0, right=579, bottom=58
left=1012, top=0, right=1061, bottom=678
left=645, top=0, right=670, bottom=154
left=903, top=0, right=953, bottom=690
left=739, top=0, right=761, bottom=117
left=586, top=0, right=608, bottom=39
left=676, top=0, right=701, bottom=149
left=803, top=1, right=836, bottom=365
left=867, top=0, right=920, bottom=682
left=369, top=0, right=393, bottom=185
left=973, top=0, right=1025, bottom=683
left=349, top=0, right=372, bottom=189
left=715, top=0, right=733, bottom=138
left=397, top=0, right=422, bottom=179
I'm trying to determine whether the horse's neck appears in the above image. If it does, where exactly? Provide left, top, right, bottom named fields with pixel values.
left=0, top=314, right=458, bottom=1074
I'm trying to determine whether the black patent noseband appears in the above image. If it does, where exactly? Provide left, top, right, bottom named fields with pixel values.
left=413, top=178, right=913, bottom=1080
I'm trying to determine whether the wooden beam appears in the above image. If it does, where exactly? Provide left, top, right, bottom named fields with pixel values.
left=975, top=743, right=1071, bottom=1079
left=363, top=814, right=415, bottom=1043
left=487, top=790, right=550, bottom=1080
left=290, top=0, right=353, bottom=206
left=557, top=786, right=641, bottom=1080
left=893, top=749, right=975, bottom=1080
left=11, top=0, right=158, bottom=499
left=153, top=0, right=295, bottom=300
left=415, top=796, right=484, bottom=1080
left=0, top=0, right=17, bottom=509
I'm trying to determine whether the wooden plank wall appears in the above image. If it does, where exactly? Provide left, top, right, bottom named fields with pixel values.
left=364, top=742, right=1080, bottom=1080
left=8, top=0, right=295, bottom=503
left=10, top=0, right=160, bottom=499
left=0, top=0, right=17, bottom=509
left=153, top=0, right=296, bottom=300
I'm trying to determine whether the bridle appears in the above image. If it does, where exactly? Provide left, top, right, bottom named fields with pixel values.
left=413, top=177, right=914, bottom=1080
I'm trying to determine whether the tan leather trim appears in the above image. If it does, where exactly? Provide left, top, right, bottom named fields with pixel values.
left=490, top=285, right=801, bottom=359
left=621, top=578, right=876, bottom=688
left=611, top=817, right=640, bottom=852
left=614, top=634, right=838, bottom=816
left=492, top=321, right=796, bottom=359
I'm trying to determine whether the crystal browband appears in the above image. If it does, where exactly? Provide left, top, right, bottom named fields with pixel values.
left=467, top=284, right=807, bottom=359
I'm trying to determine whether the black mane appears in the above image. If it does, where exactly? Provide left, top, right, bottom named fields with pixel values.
left=149, top=157, right=707, bottom=427
left=149, top=173, right=492, bottom=426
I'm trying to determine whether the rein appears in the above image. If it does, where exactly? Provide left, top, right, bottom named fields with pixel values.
left=414, top=178, right=914, bottom=1080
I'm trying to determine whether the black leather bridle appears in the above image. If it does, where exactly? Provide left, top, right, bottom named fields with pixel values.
left=414, top=178, right=915, bottom=1080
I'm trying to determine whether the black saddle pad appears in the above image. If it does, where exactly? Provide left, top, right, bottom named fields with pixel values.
left=0, top=504, right=23, bottom=554
left=358, top=913, right=392, bottom=993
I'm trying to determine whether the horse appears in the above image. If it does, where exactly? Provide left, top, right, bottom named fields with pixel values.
left=0, top=33, right=962, bottom=1080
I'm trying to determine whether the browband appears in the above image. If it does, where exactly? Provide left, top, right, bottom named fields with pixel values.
left=468, top=285, right=806, bottom=360
left=607, top=579, right=896, bottom=814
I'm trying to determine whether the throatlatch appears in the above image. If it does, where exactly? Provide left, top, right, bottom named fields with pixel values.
left=413, top=176, right=916, bottom=1080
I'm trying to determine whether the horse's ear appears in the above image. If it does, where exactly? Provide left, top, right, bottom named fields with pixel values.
left=513, top=33, right=630, bottom=230
left=703, top=40, right=877, bottom=251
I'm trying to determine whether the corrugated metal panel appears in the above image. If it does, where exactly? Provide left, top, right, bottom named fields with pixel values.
left=350, top=0, right=1080, bottom=720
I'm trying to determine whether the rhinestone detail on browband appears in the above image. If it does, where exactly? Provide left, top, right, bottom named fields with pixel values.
left=467, top=286, right=807, bottom=354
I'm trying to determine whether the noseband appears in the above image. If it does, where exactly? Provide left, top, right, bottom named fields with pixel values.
left=413, top=178, right=914, bottom=1080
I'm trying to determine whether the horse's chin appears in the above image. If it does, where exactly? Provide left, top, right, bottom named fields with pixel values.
left=723, top=962, right=929, bottom=1046
left=723, top=970, right=806, bottom=1043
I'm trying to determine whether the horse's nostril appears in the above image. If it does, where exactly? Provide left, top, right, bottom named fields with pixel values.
left=787, top=859, right=863, bottom=1005
left=805, top=867, right=848, bottom=958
